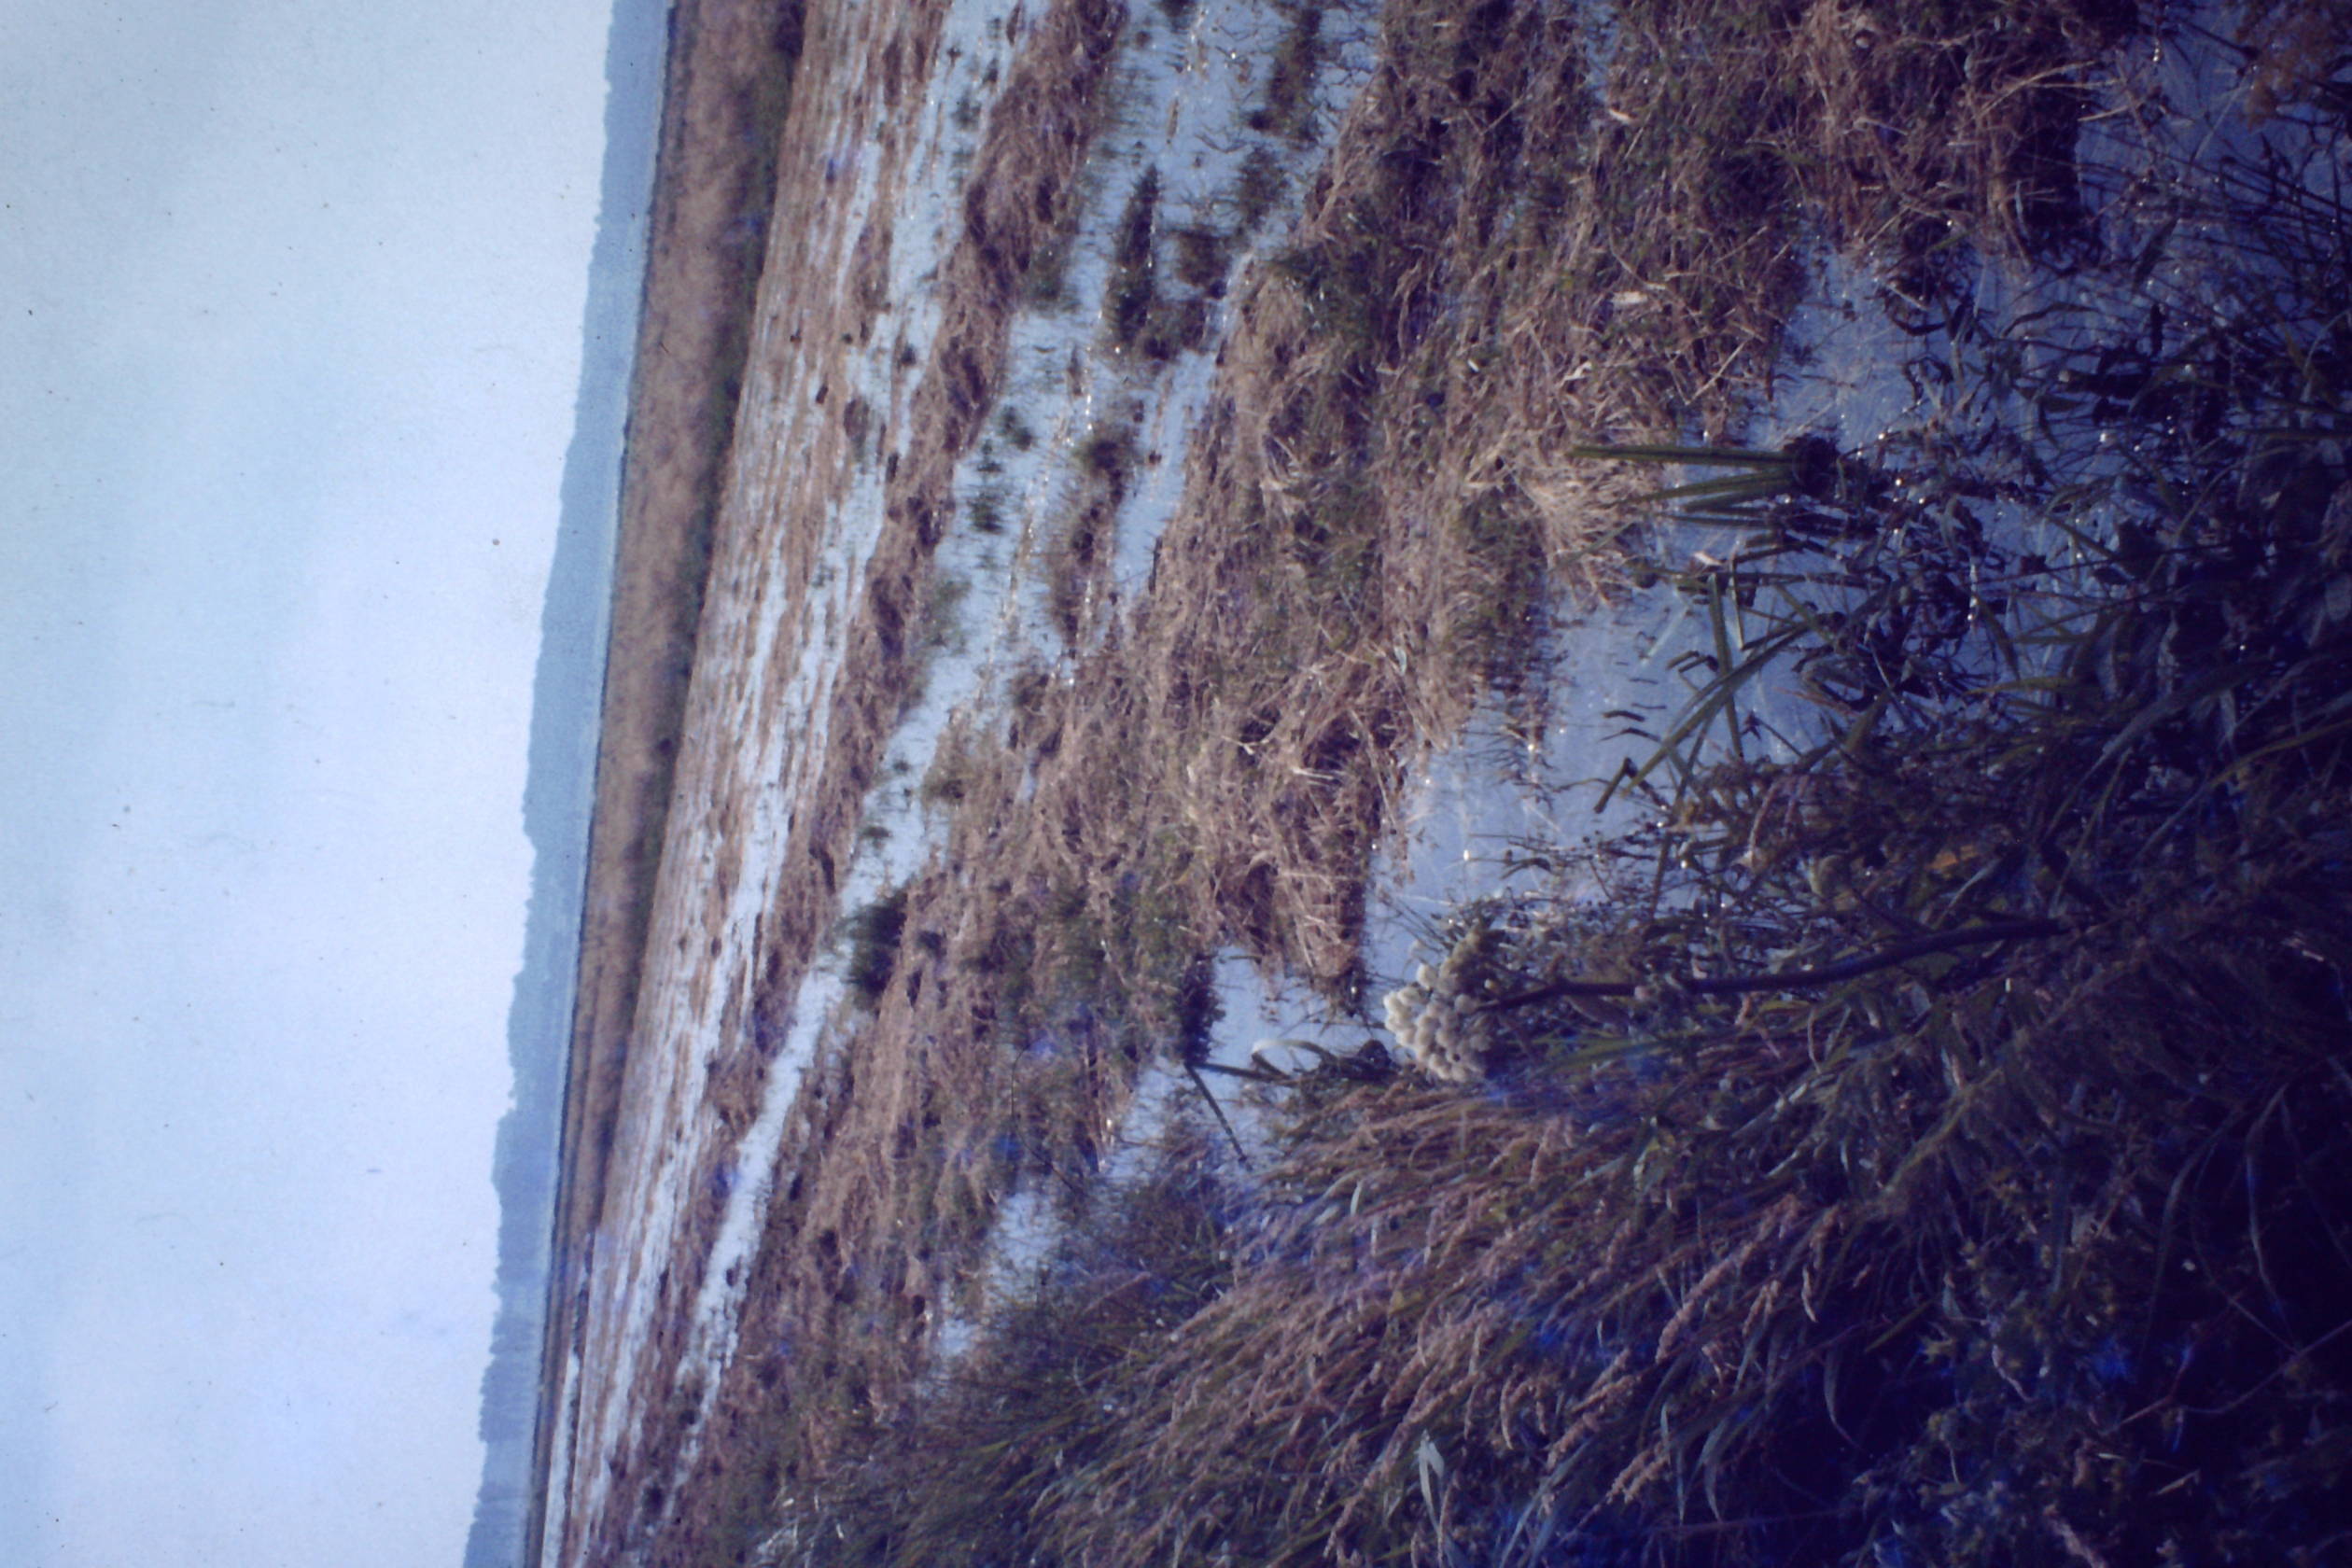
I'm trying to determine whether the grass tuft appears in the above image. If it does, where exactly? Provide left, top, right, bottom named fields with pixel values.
left=841, top=887, right=910, bottom=1008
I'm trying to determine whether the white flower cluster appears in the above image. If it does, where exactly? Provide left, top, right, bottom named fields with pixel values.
left=1382, top=929, right=1501, bottom=1082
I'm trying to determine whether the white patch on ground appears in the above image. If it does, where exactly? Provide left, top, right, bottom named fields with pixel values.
left=928, top=1180, right=1057, bottom=1365
left=926, top=1061, right=1196, bottom=1367
left=1189, top=946, right=1379, bottom=1155
left=553, top=0, right=1023, bottom=1549
left=563, top=3, right=1384, bottom=1540
left=1364, top=569, right=1803, bottom=995
left=1361, top=252, right=1936, bottom=1001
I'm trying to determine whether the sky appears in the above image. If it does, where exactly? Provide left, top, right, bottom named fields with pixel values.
left=0, top=2, right=620, bottom=1563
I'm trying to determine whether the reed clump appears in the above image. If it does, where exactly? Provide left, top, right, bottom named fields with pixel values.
left=1058, top=333, right=2352, bottom=1568
left=1219, top=351, right=2348, bottom=1560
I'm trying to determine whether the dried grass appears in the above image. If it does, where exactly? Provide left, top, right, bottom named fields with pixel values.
left=633, top=1, right=2352, bottom=1563
left=771, top=5, right=2352, bottom=1561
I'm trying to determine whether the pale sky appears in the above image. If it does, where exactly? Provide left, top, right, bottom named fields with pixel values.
left=1, top=2, right=621, bottom=1563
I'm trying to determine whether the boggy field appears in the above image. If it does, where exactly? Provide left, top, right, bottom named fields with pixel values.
left=545, top=1, right=2352, bottom=1564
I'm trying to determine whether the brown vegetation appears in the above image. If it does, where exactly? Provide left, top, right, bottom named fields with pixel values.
left=549, top=0, right=2352, bottom=1563
left=789, top=1, right=2352, bottom=1555
left=533, top=5, right=804, bottom=1563
left=554, top=0, right=806, bottom=1310
left=551, top=0, right=1137, bottom=1562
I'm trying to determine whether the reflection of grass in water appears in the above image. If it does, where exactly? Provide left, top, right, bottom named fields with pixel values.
left=962, top=486, right=1007, bottom=534
left=1169, top=223, right=1231, bottom=296
left=996, top=403, right=1035, bottom=452
left=1245, top=3, right=1323, bottom=142
left=1232, top=146, right=1285, bottom=233
left=1077, top=422, right=1135, bottom=490
left=919, top=572, right=969, bottom=657
left=1104, top=167, right=1162, bottom=351
left=1021, top=230, right=1076, bottom=310
left=802, top=6, right=2352, bottom=1562
left=1042, top=423, right=1141, bottom=645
